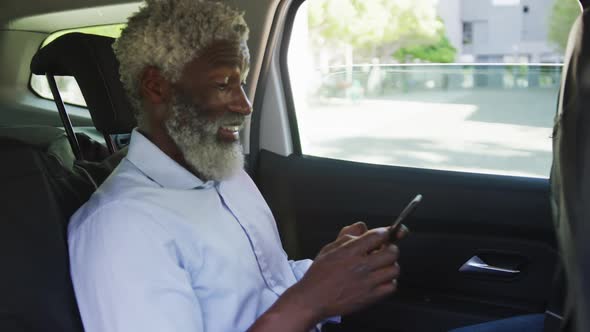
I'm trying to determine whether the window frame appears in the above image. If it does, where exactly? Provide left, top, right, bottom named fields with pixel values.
left=277, top=0, right=307, bottom=156
left=275, top=0, right=559, bottom=179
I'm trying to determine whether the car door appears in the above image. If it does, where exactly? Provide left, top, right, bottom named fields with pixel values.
left=247, top=0, right=579, bottom=331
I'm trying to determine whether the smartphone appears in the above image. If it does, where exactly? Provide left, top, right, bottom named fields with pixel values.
left=389, top=194, right=422, bottom=235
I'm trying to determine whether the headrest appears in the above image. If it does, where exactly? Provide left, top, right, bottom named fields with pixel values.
left=30, top=33, right=136, bottom=135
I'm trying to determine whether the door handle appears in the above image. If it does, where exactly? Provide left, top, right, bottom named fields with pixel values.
left=459, top=256, right=520, bottom=277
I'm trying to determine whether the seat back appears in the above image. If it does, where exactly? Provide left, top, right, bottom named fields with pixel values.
left=551, top=7, right=590, bottom=332
left=0, top=31, right=135, bottom=331
left=0, top=137, right=94, bottom=332
left=0, top=126, right=76, bottom=170
left=30, top=33, right=136, bottom=136
left=30, top=32, right=133, bottom=185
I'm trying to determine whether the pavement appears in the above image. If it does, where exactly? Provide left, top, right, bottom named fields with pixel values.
left=296, top=88, right=558, bottom=178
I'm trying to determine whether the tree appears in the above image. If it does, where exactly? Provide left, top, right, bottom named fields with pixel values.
left=392, top=23, right=456, bottom=63
left=308, top=0, right=443, bottom=62
left=548, top=0, right=581, bottom=52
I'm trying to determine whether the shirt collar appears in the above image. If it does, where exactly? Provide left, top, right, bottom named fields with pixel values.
left=125, top=129, right=214, bottom=190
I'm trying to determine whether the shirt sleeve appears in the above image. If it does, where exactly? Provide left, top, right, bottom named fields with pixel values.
left=288, top=259, right=313, bottom=281
left=68, top=201, right=204, bottom=332
left=288, top=259, right=341, bottom=329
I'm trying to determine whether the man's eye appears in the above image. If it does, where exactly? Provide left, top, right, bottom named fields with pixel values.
left=216, top=83, right=228, bottom=91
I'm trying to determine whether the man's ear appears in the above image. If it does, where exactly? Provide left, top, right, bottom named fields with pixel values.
left=139, top=66, right=172, bottom=106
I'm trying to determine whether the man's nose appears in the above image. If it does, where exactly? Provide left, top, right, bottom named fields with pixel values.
left=229, top=87, right=252, bottom=116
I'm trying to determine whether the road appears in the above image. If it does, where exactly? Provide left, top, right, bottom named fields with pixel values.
left=296, top=88, right=558, bottom=178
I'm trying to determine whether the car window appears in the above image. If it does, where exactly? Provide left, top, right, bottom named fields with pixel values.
left=286, top=0, right=580, bottom=178
left=30, top=24, right=126, bottom=108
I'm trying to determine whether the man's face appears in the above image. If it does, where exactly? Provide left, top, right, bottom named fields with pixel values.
left=164, top=40, right=252, bottom=181
left=173, top=39, right=252, bottom=140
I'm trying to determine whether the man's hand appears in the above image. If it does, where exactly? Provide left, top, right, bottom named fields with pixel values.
left=338, top=221, right=409, bottom=243
left=249, top=223, right=409, bottom=332
left=280, top=227, right=404, bottom=322
left=338, top=221, right=369, bottom=238
left=318, top=221, right=408, bottom=258
left=314, top=221, right=369, bottom=258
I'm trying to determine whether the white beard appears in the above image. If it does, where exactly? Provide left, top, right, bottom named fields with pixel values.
left=164, top=96, right=245, bottom=182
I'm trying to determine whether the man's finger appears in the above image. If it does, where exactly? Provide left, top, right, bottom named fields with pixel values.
left=366, top=244, right=399, bottom=270
left=395, top=225, right=409, bottom=240
left=372, top=279, right=397, bottom=299
left=338, top=221, right=368, bottom=238
left=369, top=263, right=400, bottom=285
left=348, top=228, right=390, bottom=254
left=319, top=234, right=356, bottom=255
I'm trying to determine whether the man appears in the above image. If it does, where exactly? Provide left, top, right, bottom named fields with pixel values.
left=68, top=1, right=406, bottom=331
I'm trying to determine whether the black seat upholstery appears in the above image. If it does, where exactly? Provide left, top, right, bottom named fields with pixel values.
left=0, top=32, right=137, bottom=331
left=551, top=7, right=590, bottom=332
left=0, top=137, right=94, bottom=332
left=30, top=32, right=135, bottom=186
left=30, top=33, right=136, bottom=136
left=0, top=126, right=76, bottom=170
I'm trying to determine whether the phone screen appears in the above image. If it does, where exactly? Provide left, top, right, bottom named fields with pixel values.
left=390, top=194, right=422, bottom=234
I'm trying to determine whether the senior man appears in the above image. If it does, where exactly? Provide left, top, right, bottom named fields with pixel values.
left=68, top=1, right=406, bottom=331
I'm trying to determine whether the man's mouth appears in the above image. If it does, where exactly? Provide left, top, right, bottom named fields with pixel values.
left=218, top=124, right=242, bottom=142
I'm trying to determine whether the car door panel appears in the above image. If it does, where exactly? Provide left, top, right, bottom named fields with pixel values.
left=255, top=150, right=557, bottom=331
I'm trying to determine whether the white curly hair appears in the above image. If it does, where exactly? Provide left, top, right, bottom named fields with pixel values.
left=113, top=0, right=250, bottom=124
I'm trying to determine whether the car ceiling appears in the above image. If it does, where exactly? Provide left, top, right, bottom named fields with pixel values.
left=0, top=0, right=266, bottom=33
left=2, top=0, right=588, bottom=34
left=0, top=1, right=143, bottom=32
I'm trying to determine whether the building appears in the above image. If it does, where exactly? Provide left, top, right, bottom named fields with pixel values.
left=438, top=0, right=563, bottom=63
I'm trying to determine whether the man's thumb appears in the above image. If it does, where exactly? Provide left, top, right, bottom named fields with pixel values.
left=338, top=221, right=368, bottom=237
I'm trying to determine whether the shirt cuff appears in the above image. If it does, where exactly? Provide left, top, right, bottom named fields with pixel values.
left=315, top=315, right=342, bottom=331
left=289, top=259, right=313, bottom=281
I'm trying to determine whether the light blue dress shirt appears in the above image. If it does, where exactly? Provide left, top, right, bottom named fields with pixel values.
left=68, top=130, right=329, bottom=332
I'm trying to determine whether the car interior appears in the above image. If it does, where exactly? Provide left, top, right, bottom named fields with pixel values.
left=0, top=0, right=588, bottom=331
